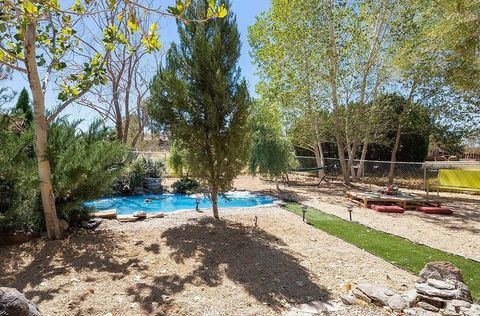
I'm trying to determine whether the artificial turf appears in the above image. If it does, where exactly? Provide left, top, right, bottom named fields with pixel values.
left=285, top=202, right=480, bottom=301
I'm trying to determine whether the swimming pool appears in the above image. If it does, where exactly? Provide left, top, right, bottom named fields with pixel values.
left=84, top=191, right=275, bottom=215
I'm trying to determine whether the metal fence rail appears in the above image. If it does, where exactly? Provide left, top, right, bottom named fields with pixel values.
left=295, top=157, right=480, bottom=190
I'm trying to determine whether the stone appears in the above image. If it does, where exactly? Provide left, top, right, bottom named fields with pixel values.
left=461, top=304, right=480, bottom=316
left=117, top=215, right=139, bottom=222
left=92, top=209, right=117, bottom=219
left=417, top=293, right=447, bottom=308
left=352, top=288, right=371, bottom=303
left=59, top=219, right=69, bottom=231
left=403, top=308, right=418, bottom=316
left=147, top=212, right=165, bottom=219
left=133, top=211, right=147, bottom=218
left=417, top=301, right=440, bottom=312
left=448, top=299, right=471, bottom=309
left=388, top=294, right=408, bottom=312
left=442, top=303, right=460, bottom=316
left=426, top=278, right=456, bottom=290
left=402, top=289, right=419, bottom=307
left=340, top=294, right=367, bottom=306
left=80, top=219, right=102, bottom=230
left=356, top=283, right=395, bottom=306
left=295, top=281, right=304, bottom=287
left=287, top=300, right=341, bottom=315
left=419, top=262, right=465, bottom=283
left=415, top=283, right=461, bottom=300
left=0, top=287, right=42, bottom=316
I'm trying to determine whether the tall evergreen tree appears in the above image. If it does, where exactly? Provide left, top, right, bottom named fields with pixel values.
left=13, top=88, right=33, bottom=126
left=149, top=0, right=250, bottom=219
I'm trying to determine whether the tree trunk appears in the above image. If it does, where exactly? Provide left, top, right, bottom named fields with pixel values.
left=211, top=183, right=219, bottom=219
left=25, top=22, right=61, bottom=239
left=388, top=124, right=402, bottom=185
left=314, top=143, right=325, bottom=178
left=335, top=135, right=349, bottom=184
left=357, top=140, right=369, bottom=178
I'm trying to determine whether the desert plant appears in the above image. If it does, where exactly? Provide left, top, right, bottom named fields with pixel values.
left=171, top=177, right=200, bottom=194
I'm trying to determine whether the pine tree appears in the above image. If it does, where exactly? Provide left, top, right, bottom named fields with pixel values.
left=149, top=0, right=250, bottom=219
left=13, top=88, right=33, bottom=126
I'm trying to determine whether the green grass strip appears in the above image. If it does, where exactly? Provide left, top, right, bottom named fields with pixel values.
left=285, top=202, right=480, bottom=301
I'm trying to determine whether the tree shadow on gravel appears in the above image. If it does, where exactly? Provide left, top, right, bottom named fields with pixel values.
left=0, top=229, right=146, bottom=304
left=127, top=217, right=330, bottom=313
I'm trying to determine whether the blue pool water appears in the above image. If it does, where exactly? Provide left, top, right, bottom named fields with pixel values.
left=84, top=191, right=275, bottom=215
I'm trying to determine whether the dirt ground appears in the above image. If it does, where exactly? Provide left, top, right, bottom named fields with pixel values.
left=232, top=175, right=480, bottom=261
left=1, top=174, right=478, bottom=316
left=0, top=207, right=417, bottom=316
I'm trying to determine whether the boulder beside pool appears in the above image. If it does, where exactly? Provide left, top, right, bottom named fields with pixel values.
left=133, top=211, right=147, bottom=218
left=147, top=212, right=165, bottom=219
left=91, top=209, right=117, bottom=219
left=117, top=215, right=139, bottom=222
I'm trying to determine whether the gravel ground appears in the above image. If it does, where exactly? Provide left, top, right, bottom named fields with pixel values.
left=232, top=175, right=480, bottom=261
left=0, top=207, right=415, bottom=316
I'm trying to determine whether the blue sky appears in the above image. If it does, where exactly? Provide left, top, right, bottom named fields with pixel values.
left=3, top=0, right=271, bottom=126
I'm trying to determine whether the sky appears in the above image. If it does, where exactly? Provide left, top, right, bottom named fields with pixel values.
left=3, top=0, right=271, bottom=128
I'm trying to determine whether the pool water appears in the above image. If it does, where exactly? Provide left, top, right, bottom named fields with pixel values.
left=84, top=191, right=275, bottom=215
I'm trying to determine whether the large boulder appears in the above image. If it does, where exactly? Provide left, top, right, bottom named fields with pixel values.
left=419, top=262, right=464, bottom=283
left=0, top=287, right=41, bottom=316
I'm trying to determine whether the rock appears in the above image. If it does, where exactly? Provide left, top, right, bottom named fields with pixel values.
left=340, top=294, right=367, bottom=306
left=133, top=211, right=147, bottom=218
left=403, top=308, right=418, bottom=316
left=402, top=289, right=419, bottom=307
left=80, top=219, right=102, bottom=230
left=419, top=262, right=465, bottom=283
left=92, top=209, right=117, bottom=219
left=117, top=215, right=139, bottom=222
left=415, top=283, right=462, bottom=300
left=59, top=219, right=69, bottom=231
left=443, top=303, right=460, bottom=316
left=449, top=299, right=470, bottom=309
left=0, top=287, right=42, bottom=316
left=461, top=304, right=480, bottom=316
left=403, top=307, right=440, bottom=316
left=147, top=212, right=165, bottom=219
left=286, top=300, right=341, bottom=315
left=417, top=301, right=440, bottom=312
left=388, top=294, right=408, bottom=311
left=426, top=278, right=456, bottom=290
left=352, top=288, right=371, bottom=303
left=356, top=283, right=395, bottom=306
left=417, top=293, right=447, bottom=308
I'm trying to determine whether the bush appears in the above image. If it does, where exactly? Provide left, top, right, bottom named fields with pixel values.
left=171, top=177, right=200, bottom=194
left=143, top=158, right=165, bottom=178
left=168, top=144, right=188, bottom=176
left=113, top=157, right=165, bottom=194
left=0, top=119, right=127, bottom=233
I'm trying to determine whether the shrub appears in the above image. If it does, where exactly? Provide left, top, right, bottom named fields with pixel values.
left=113, top=157, right=165, bottom=194
left=143, top=158, right=165, bottom=178
left=168, top=144, right=188, bottom=176
left=171, top=177, right=200, bottom=194
left=0, top=119, right=127, bottom=233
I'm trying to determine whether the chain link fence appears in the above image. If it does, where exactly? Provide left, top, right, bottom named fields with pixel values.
left=295, top=156, right=480, bottom=190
